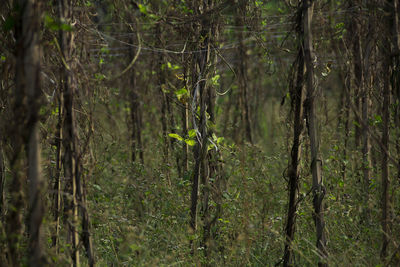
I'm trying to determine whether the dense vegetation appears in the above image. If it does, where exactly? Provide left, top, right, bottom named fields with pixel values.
left=1, top=0, right=400, bottom=266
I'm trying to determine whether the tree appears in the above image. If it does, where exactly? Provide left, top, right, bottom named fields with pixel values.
left=6, top=0, right=45, bottom=265
left=303, top=0, right=328, bottom=265
left=283, top=4, right=306, bottom=266
left=58, top=0, right=80, bottom=264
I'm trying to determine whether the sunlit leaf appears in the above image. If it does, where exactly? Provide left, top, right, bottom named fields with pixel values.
left=188, top=129, right=196, bottom=138
left=185, top=139, right=196, bottom=146
left=168, top=133, right=183, bottom=141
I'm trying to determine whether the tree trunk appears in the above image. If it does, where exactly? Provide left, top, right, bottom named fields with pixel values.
left=380, top=47, right=390, bottom=261
left=0, top=146, right=4, bottom=220
left=362, top=8, right=375, bottom=220
left=381, top=0, right=397, bottom=259
left=350, top=0, right=363, bottom=149
left=7, top=0, right=45, bottom=265
left=283, top=49, right=305, bottom=267
left=128, top=33, right=143, bottom=165
left=23, top=0, right=45, bottom=265
left=52, top=89, right=62, bottom=251
left=59, top=0, right=80, bottom=265
left=235, top=0, right=252, bottom=144
left=77, top=160, right=95, bottom=266
left=189, top=2, right=214, bottom=259
left=391, top=0, right=400, bottom=187
left=129, top=67, right=143, bottom=164
left=303, top=1, right=328, bottom=266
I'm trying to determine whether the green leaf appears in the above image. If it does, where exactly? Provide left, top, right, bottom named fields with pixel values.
left=211, top=74, right=220, bottom=86
left=168, top=133, right=183, bottom=141
left=185, top=139, right=196, bottom=146
left=212, top=133, right=217, bottom=141
left=335, top=22, right=344, bottom=29
left=188, top=129, right=196, bottom=138
left=175, top=88, right=187, bottom=97
left=51, top=106, right=59, bottom=115
left=138, top=4, right=148, bottom=14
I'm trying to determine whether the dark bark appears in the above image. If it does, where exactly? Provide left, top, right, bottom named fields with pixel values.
left=52, top=90, right=62, bottom=250
left=0, top=147, right=4, bottom=219
left=350, top=0, right=363, bottom=149
left=128, top=31, right=143, bottom=164
left=380, top=50, right=390, bottom=260
left=129, top=67, right=143, bottom=164
left=303, top=1, right=328, bottom=265
left=59, top=0, right=80, bottom=264
left=77, top=160, right=95, bottom=266
left=7, top=0, right=45, bottom=265
left=189, top=3, right=218, bottom=261
left=380, top=0, right=397, bottom=259
left=235, top=0, right=252, bottom=144
left=25, top=0, right=45, bottom=264
left=283, top=49, right=305, bottom=266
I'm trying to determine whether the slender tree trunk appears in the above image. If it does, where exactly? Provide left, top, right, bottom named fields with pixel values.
left=23, top=0, right=45, bottom=264
left=53, top=0, right=65, bottom=249
left=6, top=92, right=25, bottom=266
left=380, top=46, right=390, bottom=261
left=202, top=16, right=221, bottom=260
left=62, top=71, right=80, bottom=267
left=390, top=0, right=400, bottom=186
left=351, top=0, right=363, bottom=149
left=303, top=1, right=328, bottom=266
left=342, top=75, right=350, bottom=185
left=361, top=80, right=371, bottom=207
left=189, top=3, right=214, bottom=258
left=128, top=32, right=143, bottom=165
left=182, top=65, right=190, bottom=174
left=7, top=0, right=45, bottom=265
left=381, top=0, right=397, bottom=259
left=77, top=161, right=95, bottom=266
left=156, top=25, right=172, bottom=185
left=0, top=147, right=4, bottom=219
left=129, top=67, right=143, bottom=164
left=52, top=91, right=62, bottom=250
left=28, top=126, right=45, bottom=266
left=362, top=10, right=376, bottom=219
left=59, top=0, right=80, bottom=265
left=235, top=0, right=252, bottom=144
left=0, top=147, right=5, bottom=264
left=190, top=55, right=209, bottom=238
left=283, top=49, right=305, bottom=266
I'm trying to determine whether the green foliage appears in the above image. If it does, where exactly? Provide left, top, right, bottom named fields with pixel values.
left=169, top=132, right=197, bottom=146
left=168, top=133, right=183, bottom=141
left=211, top=74, right=220, bottom=86
left=174, top=88, right=188, bottom=102
left=44, top=14, right=73, bottom=31
left=2, top=0, right=397, bottom=266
